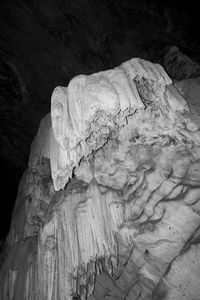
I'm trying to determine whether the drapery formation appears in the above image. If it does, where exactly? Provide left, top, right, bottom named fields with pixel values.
left=1, top=57, right=200, bottom=299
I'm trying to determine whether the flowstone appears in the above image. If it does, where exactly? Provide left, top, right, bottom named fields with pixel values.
left=1, top=57, right=200, bottom=300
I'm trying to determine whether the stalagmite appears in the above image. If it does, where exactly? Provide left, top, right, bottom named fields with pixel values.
left=1, top=57, right=200, bottom=299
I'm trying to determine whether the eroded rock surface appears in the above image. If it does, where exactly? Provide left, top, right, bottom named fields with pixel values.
left=1, top=57, right=200, bottom=299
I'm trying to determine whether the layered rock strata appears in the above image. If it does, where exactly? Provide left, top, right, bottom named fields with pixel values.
left=1, top=58, right=200, bottom=299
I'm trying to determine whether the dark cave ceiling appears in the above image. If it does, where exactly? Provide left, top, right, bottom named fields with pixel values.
left=0, top=0, right=199, bottom=238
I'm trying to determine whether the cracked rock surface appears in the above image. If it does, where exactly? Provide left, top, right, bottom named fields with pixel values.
left=1, top=57, right=200, bottom=299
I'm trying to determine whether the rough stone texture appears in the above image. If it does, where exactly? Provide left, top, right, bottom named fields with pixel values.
left=164, top=244, right=200, bottom=300
left=1, top=57, right=200, bottom=299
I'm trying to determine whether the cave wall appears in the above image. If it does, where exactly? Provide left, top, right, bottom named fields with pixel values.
left=0, top=0, right=198, bottom=237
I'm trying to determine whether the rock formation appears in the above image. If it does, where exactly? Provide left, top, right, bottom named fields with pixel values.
left=0, top=0, right=199, bottom=241
left=1, top=57, right=200, bottom=300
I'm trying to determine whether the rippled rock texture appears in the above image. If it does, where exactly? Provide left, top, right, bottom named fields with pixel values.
left=1, top=58, right=200, bottom=299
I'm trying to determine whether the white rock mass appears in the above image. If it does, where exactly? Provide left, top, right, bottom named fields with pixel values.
left=1, top=57, right=200, bottom=300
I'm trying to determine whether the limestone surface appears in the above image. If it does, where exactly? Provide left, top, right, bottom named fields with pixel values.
left=1, top=57, right=200, bottom=300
